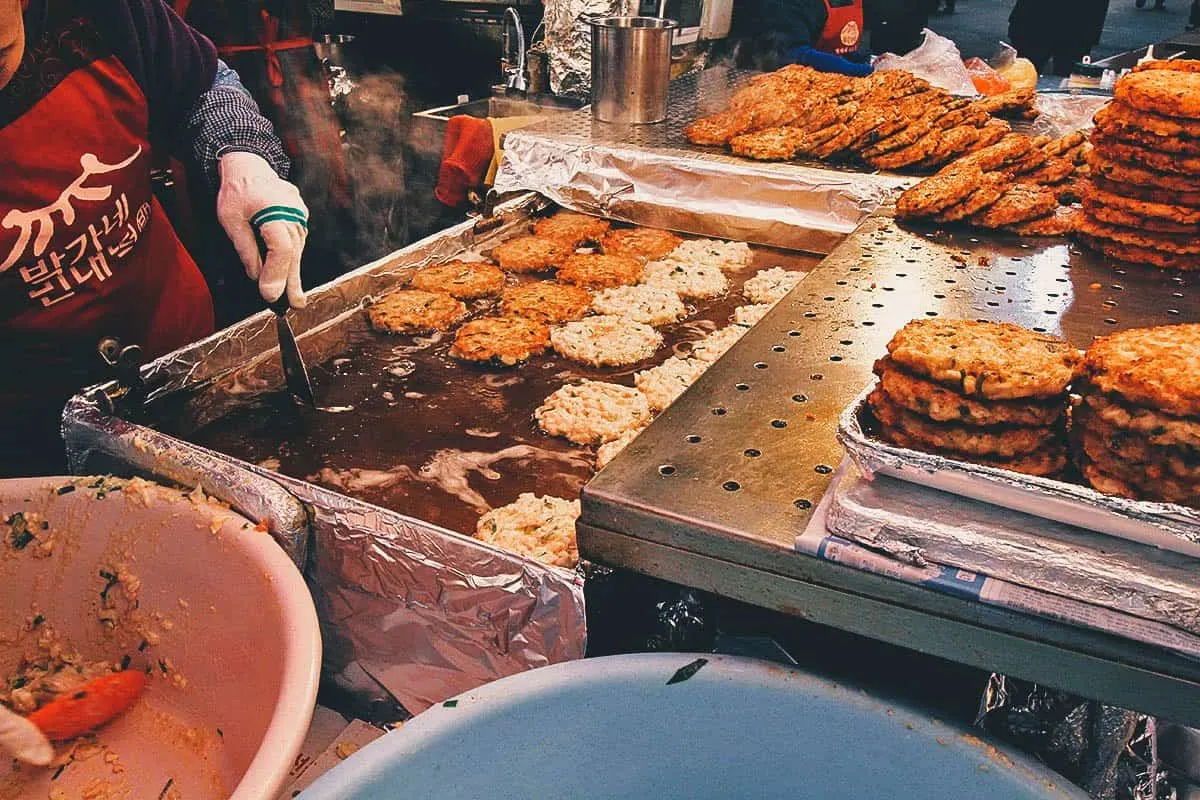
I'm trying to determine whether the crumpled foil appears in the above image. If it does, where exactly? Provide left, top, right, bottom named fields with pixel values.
left=977, top=675, right=1173, bottom=800
left=831, top=387, right=1200, bottom=639
left=494, top=67, right=912, bottom=253
left=62, top=193, right=587, bottom=715
left=544, top=0, right=638, bottom=98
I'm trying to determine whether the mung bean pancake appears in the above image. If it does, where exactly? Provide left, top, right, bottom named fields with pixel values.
left=1075, top=216, right=1200, bottom=256
left=1093, top=135, right=1200, bottom=176
left=1006, top=206, right=1081, bottom=236
left=878, top=422, right=1068, bottom=477
left=1077, top=235, right=1200, bottom=270
left=730, top=126, right=809, bottom=161
left=535, top=380, right=651, bottom=445
left=1093, top=100, right=1200, bottom=140
left=1077, top=324, right=1200, bottom=418
left=895, top=164, right=984, bottom=219
left=874, top=358, right=1064, bottom=427
left=934, top=172, right=1010, bottom=223
left=533, top=212, right=612, bottom=247
left=1113, top=69, right=1200, bottom=120
left=409, top=261, right=505, bottom=299
left=886, top=318, right=1078, bottom=400
left=869, top=388, right=1061, bottom=458
left=449, top=316, right=551, bottom=365
left=1080, top=391, right=1200, bottom=450
left=601, top=228, right=682, bottom=261
left=1075, top=410, right=1200, bottom=482
left=550, top=315, right=663, bottom=367
left=492, top=236, right=571, bottom=273
left=500, top=282, right=592, bottom=324
left=968, top=183, right=1059, bottom=228
left=1080, top=182, right=1200, bottom=225
left=1088, top=153, right=1200, bottom=193
left=557, top=253, right=644, bottom=289
left=368, top=289, right=468, bottom=334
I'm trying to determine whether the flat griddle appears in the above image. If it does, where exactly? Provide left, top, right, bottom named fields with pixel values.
left=180, top=241, right=821, bottom=539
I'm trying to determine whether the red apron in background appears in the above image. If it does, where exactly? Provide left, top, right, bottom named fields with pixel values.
left=0, top=55, right=215, bottom=359
left=815, top=0, right=864, bottom=55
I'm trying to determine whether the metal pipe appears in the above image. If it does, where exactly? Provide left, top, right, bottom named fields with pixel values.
left=504, top=7, right=529, bottom=93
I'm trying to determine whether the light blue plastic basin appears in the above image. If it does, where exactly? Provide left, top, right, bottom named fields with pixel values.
left=301, top=654, right=1084, bottom=800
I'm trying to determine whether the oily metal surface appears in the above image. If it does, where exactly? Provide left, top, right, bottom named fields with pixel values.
left=581, top=214, right=1199, bottom=576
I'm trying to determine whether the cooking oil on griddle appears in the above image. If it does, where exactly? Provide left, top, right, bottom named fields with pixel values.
left=189, top=247, right=820, bottom=537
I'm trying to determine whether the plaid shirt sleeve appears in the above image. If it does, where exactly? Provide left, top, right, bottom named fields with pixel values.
left=184, top=60, right=291, bottom=188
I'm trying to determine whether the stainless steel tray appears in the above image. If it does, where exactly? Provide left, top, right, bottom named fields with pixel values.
left=838, top=382, right=1200, bottom=558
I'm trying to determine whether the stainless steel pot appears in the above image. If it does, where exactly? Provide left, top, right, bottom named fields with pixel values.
left=590, top=16, right=678, bottom=124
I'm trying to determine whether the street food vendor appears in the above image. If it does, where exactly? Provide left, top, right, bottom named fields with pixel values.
left=0, top=0, right=308, bottom=475
left=732, top=0, right=872, bottom=76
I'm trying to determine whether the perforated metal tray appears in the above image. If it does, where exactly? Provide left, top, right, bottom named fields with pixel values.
left=577, top=214, right=1200, bottom=724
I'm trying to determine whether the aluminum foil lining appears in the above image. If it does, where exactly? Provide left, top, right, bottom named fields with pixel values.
left=494, top=67, right=912, bottom=253
left=838, top=383, right=1200, bottom=553
left=62, top=399, right=312, bottom=568
left=62, top=193, right=587, bottom=714
left=249, top=468, right=584, bottom=715
left=832, top=389, right=1200, bottom=638
left=543, top=0, right=638, bottom=99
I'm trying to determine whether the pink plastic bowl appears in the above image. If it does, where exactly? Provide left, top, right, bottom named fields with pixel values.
left=0, top=476, right=321, bottom=799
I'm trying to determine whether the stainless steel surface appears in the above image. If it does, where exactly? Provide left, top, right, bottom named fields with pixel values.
left=579, top=214, right=1200, bottom=723
left=590, top=16, right=676, bottom=124
left=502, top=7, right=530, bottom=93
left=63, top=193, right=586, bottom=716
left=493, top=67, right=912, bottom=251
left=839, top=384, right=1200, bottom=556
left=274, top=307, right=317, bottom=407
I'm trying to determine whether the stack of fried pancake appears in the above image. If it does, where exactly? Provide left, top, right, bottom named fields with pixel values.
left=893, top=132, right=1088, bottom=234
left=1078, top=61, right=1200, bottom=271
left=687, top=67, right=1012, bottom=173
left=686, top=64, right=1097, bottom=199
left=868, top=319, right=1078, bottom=477
left=1073, top=324, right=1200, bottom=507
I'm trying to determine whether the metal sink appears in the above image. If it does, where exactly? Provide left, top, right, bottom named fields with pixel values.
left=416, top=87, right=584, bottom=124
left=411, top=87, right=585, bottom=162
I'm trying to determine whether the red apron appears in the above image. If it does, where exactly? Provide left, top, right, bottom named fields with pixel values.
left=0, top=47, right=215, bottom=360
left=814, top=0, right=864, bottom=55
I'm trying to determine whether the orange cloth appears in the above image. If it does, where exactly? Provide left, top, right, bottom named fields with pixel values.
left=434, top=116, right=496, bottom=208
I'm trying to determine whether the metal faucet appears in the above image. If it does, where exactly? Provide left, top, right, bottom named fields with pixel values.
left=502, top=6, right=528, bottom=94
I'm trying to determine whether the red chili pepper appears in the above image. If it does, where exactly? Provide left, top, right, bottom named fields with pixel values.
left=27, top=670, right=147, bottom=741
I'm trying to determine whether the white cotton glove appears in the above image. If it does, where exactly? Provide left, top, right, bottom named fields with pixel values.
left=0, top=705, right=52, bottom=766
left=216, top=151, right=309, bottom=309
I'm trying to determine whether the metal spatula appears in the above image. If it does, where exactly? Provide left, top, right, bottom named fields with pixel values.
left=270, top=297, right=315, bottom=407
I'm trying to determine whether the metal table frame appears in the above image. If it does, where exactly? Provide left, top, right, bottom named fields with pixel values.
left=579, top=214, right=1200, bottom=726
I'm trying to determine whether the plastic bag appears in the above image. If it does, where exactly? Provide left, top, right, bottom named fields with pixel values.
left=873, top=28, right=978, bottom=96
left=964, top=56, right=1011, bottom=95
